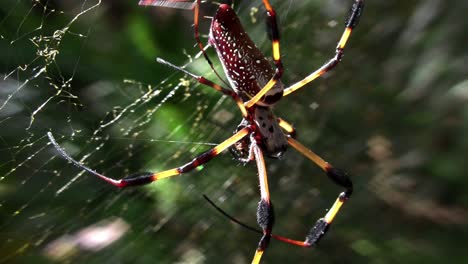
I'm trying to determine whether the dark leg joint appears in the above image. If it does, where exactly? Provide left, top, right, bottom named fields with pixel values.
left=256, top=199, right=274, bottom=253
left=289, top=131, right=297, bottom=139
left=346, top=0, right=364, bottom=29
left=325, top=167, right=353, bottom=196
left=263, top=90, right=284, bottom=105
left=122, top=172, right=155, bottom=186
left=275, top=64, right=284, bottom=76
left=336, top=49, right=344, bottom=62
left=305, top=218, right=329, bottom=246
left=324, top=53, right=342, bottom=72
left=257, top=233, right=272, bottom=251
left=178, top=150, right=215, bottom=173
left=257, top=199, right=275, bottom=231
left=265, top=11, right=280, bottom=41
left=339, top=191, right=350, bottom=201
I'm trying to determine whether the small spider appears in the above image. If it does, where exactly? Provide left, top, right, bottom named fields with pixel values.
left=48, top=0, right=364, bottom=263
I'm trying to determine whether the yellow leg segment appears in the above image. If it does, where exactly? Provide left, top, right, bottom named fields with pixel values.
left=251, top=249, right=264, bottom=264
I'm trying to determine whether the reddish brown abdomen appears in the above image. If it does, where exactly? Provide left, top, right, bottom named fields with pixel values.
left=209, top=5, right=283, bottom=105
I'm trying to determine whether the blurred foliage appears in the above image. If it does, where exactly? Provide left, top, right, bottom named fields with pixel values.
left=0, top=0, right=467, bottom=263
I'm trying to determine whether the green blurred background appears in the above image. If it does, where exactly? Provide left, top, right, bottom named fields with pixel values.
left=1, top=0, right=467, bottom=263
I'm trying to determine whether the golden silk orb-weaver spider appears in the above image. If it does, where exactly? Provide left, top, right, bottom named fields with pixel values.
left=48, top=0, right=364, bottom=263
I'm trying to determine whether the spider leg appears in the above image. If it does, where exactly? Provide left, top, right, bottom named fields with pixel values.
left=204, top=130, right=352, bottom=251
left=244, top=0, right=283, bottom=108
left=157, top=58, right=248, bottom=118
left=47, top=127, right=250, bottom=188
left=139, top=0, right=229, bottom=87
left=193, top=0, right=230, bottom=88
left=251, top=141, right=274, bottom=264
left=205, top=193, right=313, bottom=248
left=139, top=0, right=195, bottom=9
left=277, top=117, right=296, bottom=138
left=283, top=0, right=364, bottom=97
left=287, top=137, right=353, bottom=245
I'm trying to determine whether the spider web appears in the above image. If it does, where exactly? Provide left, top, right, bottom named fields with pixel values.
left=1, top=0, right=468, bottom=263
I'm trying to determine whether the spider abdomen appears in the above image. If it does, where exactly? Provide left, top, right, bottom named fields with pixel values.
left=209, top=4, right=284, bottom=106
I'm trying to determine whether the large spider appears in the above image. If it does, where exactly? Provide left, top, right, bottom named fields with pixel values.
left=48, top=0, right=364, bottom=263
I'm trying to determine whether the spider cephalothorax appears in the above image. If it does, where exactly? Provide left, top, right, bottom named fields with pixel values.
left=230, top=105, right=287, bottom=162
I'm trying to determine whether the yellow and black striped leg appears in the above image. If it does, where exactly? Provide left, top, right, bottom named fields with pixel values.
left=156, top=58, right=248, bottom=118
left=245, top=0, right=283, bottom=108
left=283, top=0, right=364, bottom=96
left=287, top=137, right=353, bottom=245
left=47, top=128, right=250, bottom=188
left=251, top=142, right=274, bottom=264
